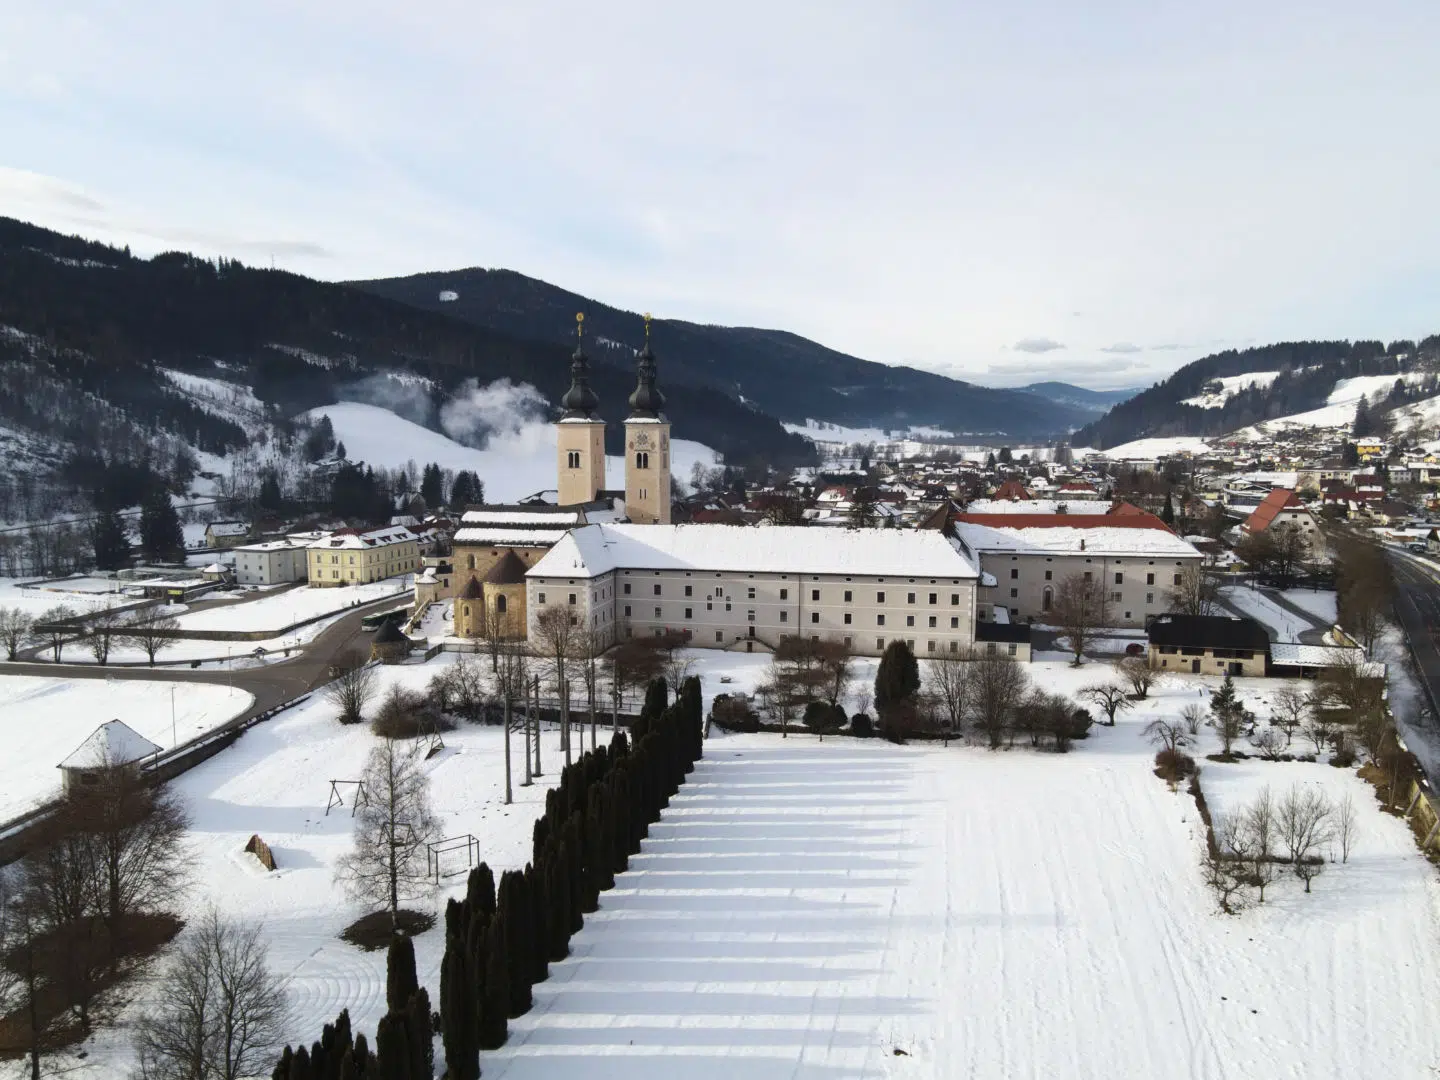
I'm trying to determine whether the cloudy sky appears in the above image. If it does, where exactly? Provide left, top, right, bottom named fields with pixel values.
left=2, top=2, right=1437, bottom=390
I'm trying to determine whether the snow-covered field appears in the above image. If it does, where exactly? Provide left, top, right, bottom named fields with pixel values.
left=1090, top=436, right=1213, bottom=459
left=1280, top=588, right=1339, bottom=626
left=0, top=675, right=253, bottom=820
left=175, top=579, right=409, bottom=633
left=1180, top=371, right=1280, bottom=409
left=1219, top=585, right=1314, bottom=641
left=305, top=402, right=720, bottom=503
left=1234, top=372, right=1430, bottom=439
left=27, top=654, right=1440, bottom=1080
left=0, top=576, right=136, bottom=617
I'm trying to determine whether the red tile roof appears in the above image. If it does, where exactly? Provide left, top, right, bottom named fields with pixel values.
left=1243, top=488, right=1306, bottom=533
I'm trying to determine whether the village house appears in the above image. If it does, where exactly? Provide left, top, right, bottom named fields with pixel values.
left=203, top=520, right=252, bottom=548
left=232, top=538, right=310, bottom=586
left=306, top=525, right=419, bottom=587
left=1242, top=488, right=1326, bottom=553
left=1146, top=613, right=1270, bottom=677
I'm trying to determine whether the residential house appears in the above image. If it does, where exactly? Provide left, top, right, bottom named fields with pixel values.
left=204, top=521, right=252, bottom=548
left=306, top=525, right=419, bottom=587
left=1146, top=614, right=1270, bottom=677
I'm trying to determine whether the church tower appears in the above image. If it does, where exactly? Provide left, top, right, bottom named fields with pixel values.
left=624, top=314, right=671, bottom=524
left=556, top=313, right=607, bottom=507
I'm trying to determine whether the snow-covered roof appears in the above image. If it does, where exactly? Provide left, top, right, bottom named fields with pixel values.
left=528, top=524, right=979, bottom=580
left=953, top=521, right=1203, bottom=558
left=1269, top=643, right=1373, bottom=670
left=453, top=528, right=569, bottom=546
left=965, top=499, right=1113, bottom=516
left=206, top=521, right=250, bottom=536
left=233, top=539, right=305, bottom=553
left=59, top=720, right=163, bottom=770
left=306, top=526, right=416, bottom=550
left=202, top=563, right=227, bottom=574
left=460, top=509, right=583, bottom=526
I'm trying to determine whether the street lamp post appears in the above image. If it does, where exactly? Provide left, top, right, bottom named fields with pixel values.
left=170, top=684, right=177, bottom=748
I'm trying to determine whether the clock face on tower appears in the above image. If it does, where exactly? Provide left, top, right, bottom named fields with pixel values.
left=634, top=430, right=653, bottom=449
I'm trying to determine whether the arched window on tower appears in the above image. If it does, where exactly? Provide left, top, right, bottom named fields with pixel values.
left=635, top=451, right=650, bottom=469
left=567, top=450, right=581, bottom=468
left=467, top=554, right=476, bottom=570
left=1042, top=586, right=1053, bottom=613
left=496, top=594, right=508, bottom=614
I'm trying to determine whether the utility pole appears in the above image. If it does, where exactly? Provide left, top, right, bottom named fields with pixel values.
left=561, top=671, right=572, bottom=768
left=532, top=674, right=542, bottom=778
left=170, top=684, right=177, bottom=748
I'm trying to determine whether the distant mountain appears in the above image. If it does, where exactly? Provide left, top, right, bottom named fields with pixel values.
left=1016, top=382, right=1142, bottom=414
left=349, top=268, right=1092, bottom=438
left=1072, top=338, right=1440, bottom=450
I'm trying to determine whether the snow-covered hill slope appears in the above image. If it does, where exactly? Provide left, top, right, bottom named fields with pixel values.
left=1232, top=372, right=1431, bottom=440
left=1180, top=371, right=1280, bottom=409
left=1087, top=435, right=1214, bottom=458
left=305, top=401, right=720, bottom=501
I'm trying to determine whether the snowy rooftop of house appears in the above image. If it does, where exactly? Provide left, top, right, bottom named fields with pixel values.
left=965, top=499, right=1113, bottom=516
left=207, top=521, right=250, bottom=536
left=201, top=563, right=227, bottom=574
left=233, top=539, right=305, bottom=552
left=59, top=720, right=163, bottom=770
left=1269, top=643, right=1379, bottom=673
left=460, top=509, right=584, bottom=526
left=306, top=526, right=416, bottom=550
left=528, top=524, right=979, bottom=580
left=953, top=520, right=1202, bottom=558
left=452, top=528, right=569, bottom=546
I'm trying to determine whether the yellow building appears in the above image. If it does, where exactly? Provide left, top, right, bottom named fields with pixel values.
left=307, top=525, right=420, bottom=587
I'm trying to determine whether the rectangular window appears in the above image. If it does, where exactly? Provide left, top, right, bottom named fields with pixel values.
left=950, top=616, right=959, bottom=629
left=1008, top=643, right=1018, bottom=656
left=1111, top=592, right=1122, bottom=603
left=1009, top=569, right=1018, bottom=580
left=568, top=593, right=577, bottom=605
left=928, top=615, right=937, bottom=628
left=780, top=588, right=789, bottom=600
left=1146, top=572, right=1155, bottom=585
left=811, top=612, right=820, bottom=624
left=951, top=593, right=959, bottom=605
left=747, top=587, right=756, bottom=600
left=685, top=608, right=693, bottom=619
left=927, top=640, right=937, bottom=653
left=877, top=614, right=886, bottom=626
left=949, top=641, right=958, bottom=654
left=538, top=592, right=547, bottom=604
left=907, top=592, right=916, bottom=603
left=623, top=583, right=631, bottom=595
left=747, top=610, right=756, bottom=622
left=811, top=589, right=820, bottom=601
left=1114, top=572, right=1123, bottom=585
left=1146, top=593, right=1154, bottom=604
left=844, top=613, right=852, bottom=625
left=654, top=606, right=662, bottom=618
left=877, top=591, right=885, bottom=603
left=1010, top=588, right=1018, bottom=598
left=844, top=636, right=853, bottom=648
left=906, top=615, right=915, bottom=627
left=1083, top=571, right=1093, bottom=582
left=877, top=638, right=885, bottom=650
left=844, top=590, right=853, bottom=602
left=624, top=605, right=631, bottom=616
left=654, top=584, right=662, bottom=596
left=715, top=630, right=724, bottom=642
left=684, top=585, right=693, bottom=597
left=1174, top=574, right=1183, bottom=586
left=1044, top=570, right=1053, bottom=581
left=780, top=611, right=789, bottom=623
left=928, top=593, right=937, bottom=604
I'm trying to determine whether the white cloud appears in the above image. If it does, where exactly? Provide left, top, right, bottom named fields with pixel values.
left=1012, top=337, right=1066, bottom=354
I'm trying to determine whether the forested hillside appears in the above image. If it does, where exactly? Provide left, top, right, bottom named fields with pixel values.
left=0, top=218, right=815, bottom=521
left=1073, top=337, right=1440, bottom=449
left=350, top=267, right=1093, bottom=437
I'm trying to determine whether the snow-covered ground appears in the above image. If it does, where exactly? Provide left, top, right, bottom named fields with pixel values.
left=1090, top=436, right=1213, bottom=459
left=305, top=402, right=720, bottom=503
left=29, top=654, right=1440, bottom=1080
left=1219, top=585, right=1313, bottom=641
left=1180, top=371, right=1280, bottom=409
left=175, top=579, right=409, bottom=633
left=1280, top=588, right=1338, bottom=626
left=0, top=576, right=136, bottom=617
left=0, top=675, right=253, bottom=820
left=1234, top=372, right=1430, bottom=439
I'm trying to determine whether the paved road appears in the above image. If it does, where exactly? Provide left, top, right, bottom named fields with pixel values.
left=1384, top=550, right=1440, bottom=783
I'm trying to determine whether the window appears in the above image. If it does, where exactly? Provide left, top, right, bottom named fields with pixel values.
left=1114, top=572, right=1124, bottom=585
left=568, top=593, right=577, bottom=605
left=805, top=588, right=816, bottom=602
left=747, top=610, right=756, bottom=622
left=928, top=616, right=937, bottom=628
left=1173, top=573, right=1183, bottom=586
left=811, top=612, right=820, bottom=624
left=844, top=590, right=853, bottom=602
left=950, top=616, right=959, bottom=628
left=987, top=642, right=998, bottom=655
left=929, top=593, right=937, bottom=604
left=1009, top=569, right=1019, bottom=580
left=570, top=614, right=578, bottom=626
left=467, top=554, right=476, bottom=570
left=538, top=592, right=547, bottom=604
left=654, top=606, right=662, bottom=618
left=951, top=593, right=960, bottom=605
left=907, top=592, right=916, bottom=604
left=877, top=614, right=886, bottom=626
left=780, top=610, right=789, bottom=623
left=1146, top=592, right=1154, bottom=604
left=1124, top=611, right=1132, bottom=620
left=624, top=605, right=631, bottom=616
left=623, top=583, right=631, bottom=595
left=567, top=450, right=581, bottom=468
left=635, top=450, right=650, bottom=469
left=902, top=615, right=912, bottom=627
left=877, top=638, right=885, bottom=650
left=715, top=630, right=724, bottom=642
left=496, top=595, right=507, bottom=613
left=1044, top=570, right=1052, bottom=581
left=1083, top=571, right=1093, bottom=582
left=949, top=641, right=958, bottom=654
left=1146, top=572, right=1155, bottom=585
left=1008, top=643, right=1018, bottom=656
left=844, top=613, right=852, bottom=625
left=1010, top=588, right=1018, bottom=598
left=877, top=591, right=885, bottom=603
left=653, top=584, right=662, bottom=596
left=747, top=587, right=756, bottom=600
left=685, top=607, right=693, bottom=619
left=927, top=641, right=937, bottom=653
left=844, top=636, right=853, bottom=648
left=781, top=588, right=789, bottom=600
left=684, top=585, right=693, bottom=597
left=1111, top=592, right=1122, bottom=603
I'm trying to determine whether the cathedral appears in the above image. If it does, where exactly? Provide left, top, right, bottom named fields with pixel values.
left=447, top=315, right=672, bottom=641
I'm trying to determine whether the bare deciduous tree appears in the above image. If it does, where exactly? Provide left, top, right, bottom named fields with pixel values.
left=1166, top=563, right=1219, bottom=617
left=37, top=604, right=77, bottom=662
left=1334, top=792, right=1357, bottom=863
left=533, top=605, right=579, bottom=762
left=1270, top=687, right=1308, bottom=746
left=324, top=651, right=379, bottom=725
left=1115, top=655, right=1155, bottom=699
left=1241, top=787, right=1277, bottom=902
left=1143, top=717, right=1192, bottom=754
left=1277, top=784, right=1333, bottom=893
left=0, top=606, right=34, bottom=660
left=1052, top=573, right=1107, bottom=666
left=336, top=738, right=441, bottom=929
left=1180, top=703, right=1206, bottom=736
left=1080, top=681, right=1131, bottom=726
left=85, top=607, right=129, bottom=665
left=965, top=649, right=1029, bottom=749
left=927, top=658, right=970, bottom=743
left=132, top=908, right=289, bottom=1080
left=125, top=607, right=183, bottom=667
left=1250, top=726, right=1286, bottom=761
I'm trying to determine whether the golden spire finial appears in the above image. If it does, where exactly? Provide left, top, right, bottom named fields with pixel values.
left=644, top=312, right=652, bottom=342
left=575, top=312, right=584, bottom=341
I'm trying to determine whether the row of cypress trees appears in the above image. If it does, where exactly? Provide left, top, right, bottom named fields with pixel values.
left=271, top=676, right=705, bottom=1080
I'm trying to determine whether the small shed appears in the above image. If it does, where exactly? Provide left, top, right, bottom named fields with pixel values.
left=370, top=616, right=412, bottom=664
left=58, top=720, right=163, bottom=794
